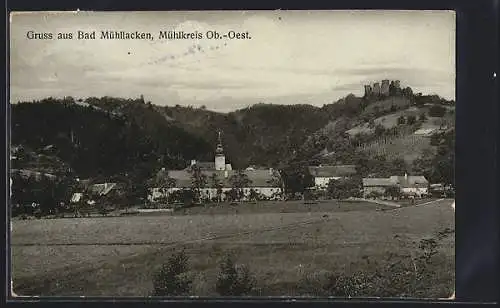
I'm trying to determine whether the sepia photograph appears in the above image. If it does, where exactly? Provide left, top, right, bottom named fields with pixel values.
left=9, top=10, right=455, bottom=298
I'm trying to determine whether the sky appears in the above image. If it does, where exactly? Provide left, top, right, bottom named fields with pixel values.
left=10, top=10, right=455, bottom=112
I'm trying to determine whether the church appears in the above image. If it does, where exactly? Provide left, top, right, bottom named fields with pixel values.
left=148, top=132, right=284, bottom=203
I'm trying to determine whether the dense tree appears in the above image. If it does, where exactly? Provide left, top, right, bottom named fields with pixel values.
left=229, top=170, right=252, bottom=201
left=407, top=115, right=417, bottom=125
left=10, top=173, right=77, bottom=216
left=384, top=185, right=401, bottom=200
left=248, top=189, right=259, bottom=202
left=281, top=165, right=314, bottom=198
left=327, top=177, right=362, bottom=200
left=152, top=250, right=193, bottom=296
left=428, top=105, right=446, bottom=117
left=412, top=130, right=454, bottom=186
left=374, top=125, right=386, bottom=137
left=12, top=99, right=213, bottom=181
left=209, top=172, right=223, bottom=203
left=153, top=169, right=177, bottom=207
left=189, top=166, right=207, bottom=203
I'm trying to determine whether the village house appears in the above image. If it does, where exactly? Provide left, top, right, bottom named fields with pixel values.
left=70, top=182, right=125, bottom=205
left=307, top=164, right=357, bottom=190
left=148, top=132, right=283, bottom=203
left=362, top=173, right=429, bottom=198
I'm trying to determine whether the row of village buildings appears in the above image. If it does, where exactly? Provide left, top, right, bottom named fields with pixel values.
left=73, top=163, right=433, bottom=204
left=12, top=137, right=443, bottom=208
left=73, top=137, right=437, bottom=205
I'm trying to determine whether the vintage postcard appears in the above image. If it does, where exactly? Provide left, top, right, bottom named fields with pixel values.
left=9, top=10, right=455, bottom=298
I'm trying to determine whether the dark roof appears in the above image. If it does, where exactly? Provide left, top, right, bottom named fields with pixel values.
left=90, top=182, right=125, bottom=195
left=156, top=169, right=281, bottom=188
left=389, top=176, right=428, bottom=188
left=363, top=176, right=428, bottom=188
left=362, top=178, right=394, bottom=187
left=188, top=161, right=216, bottom=170
left=307, top=165, right=357, bottom=177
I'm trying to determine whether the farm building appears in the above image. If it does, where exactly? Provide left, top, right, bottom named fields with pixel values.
left=70, top=182, right=125, bottom=204
left=362, top=174, right=429, bottom=198
left=307, top=165, right=357, bottom=190
left=149, top=132, right=283, bottom=203
left=362, top=178, right=394, bottom=197
left=89, top=182, right=124, bottom=197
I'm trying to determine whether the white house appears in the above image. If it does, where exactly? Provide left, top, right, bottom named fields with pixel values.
left=362, top=173, right=429, bottom=198
left=391, top=175, right=429, bottom=197
left=149, top=131, right=283, bottom=202
left=307, top=165, right=357, bottom=189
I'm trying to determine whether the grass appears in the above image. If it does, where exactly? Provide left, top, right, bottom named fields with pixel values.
left=174, top=200, right=394, bottom=216
left=358, top=133, right=433, bottom=163
left=11, top=199, right=454, bottom=298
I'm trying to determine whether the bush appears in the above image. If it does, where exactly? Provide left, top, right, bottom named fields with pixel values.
left=152, top=250, right=193, bottom=296
left=216, top=254, right=256, bottom=296
left=366, top=191, right=382, bottom=199
left=300, top=231, right=454, bottom=298
left=428, top=105, right=446, bottom=117
left=407, top=115, right=417, bottom=125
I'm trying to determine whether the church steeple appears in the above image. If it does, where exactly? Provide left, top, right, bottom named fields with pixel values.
left=215, top=130, right=226, bottom=170
left=216, top=130, right=224, bottom=155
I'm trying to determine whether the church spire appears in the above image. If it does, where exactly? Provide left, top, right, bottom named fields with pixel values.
left=215, top=130, right=226, bottom=171
left=215, top=130, right=224, bottom=156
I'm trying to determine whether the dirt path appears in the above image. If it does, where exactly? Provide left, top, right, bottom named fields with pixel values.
left=415, top=198, right=446, bottom=207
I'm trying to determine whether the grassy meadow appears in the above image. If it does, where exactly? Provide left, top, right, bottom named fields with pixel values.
left=11, top=199, right=455, bottom=298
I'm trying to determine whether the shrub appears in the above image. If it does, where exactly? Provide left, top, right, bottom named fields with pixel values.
left=366, top=191, right=382, bottom=199
left=322, top=272, right=365, bottom=297
left=98, top=205, right=112, bottom=216
left=152, top=250, right=193, bottom=296
left=428, top=105, right=446, bottom=117
left=215, top=254, right=256, bottom=296
left=407, top=115, right=417, bottom=125
left=301, top=231, right=453, bottom=298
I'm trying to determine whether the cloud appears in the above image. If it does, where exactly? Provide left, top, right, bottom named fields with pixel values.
left=9, top=11, right=455, bottom=109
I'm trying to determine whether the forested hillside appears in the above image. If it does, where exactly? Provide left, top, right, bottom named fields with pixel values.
left=10, top=80, right=455, bottom=206
left=11, top=97, right=213, bottom=181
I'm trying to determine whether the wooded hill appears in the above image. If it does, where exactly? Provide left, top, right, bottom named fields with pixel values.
left=11, top=81, right=455, bottom=186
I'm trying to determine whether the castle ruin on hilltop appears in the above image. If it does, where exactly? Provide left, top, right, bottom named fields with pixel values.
left=364, top=80, right=402, bottom=98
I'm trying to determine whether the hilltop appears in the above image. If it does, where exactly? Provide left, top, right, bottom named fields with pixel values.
left=10, top=79, right=455, bottom=190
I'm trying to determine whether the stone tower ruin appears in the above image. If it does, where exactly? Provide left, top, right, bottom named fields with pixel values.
left=381, top=79, right=390, bottom=96
left=372, top=82, right=381, bottom=96
left=364, top=85, right=373, bottom=97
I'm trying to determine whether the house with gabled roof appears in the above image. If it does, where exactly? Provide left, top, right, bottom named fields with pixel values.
left=70, top=182, right=125, bottom=205
left=307, top=164, right=357, bottom=189
left=362, top=173, right=429, bottom=198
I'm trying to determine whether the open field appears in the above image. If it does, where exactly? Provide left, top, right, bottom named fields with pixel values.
left=174, top=200, right=395, bottom=215
left=11, top=199, right=455, bottom=297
